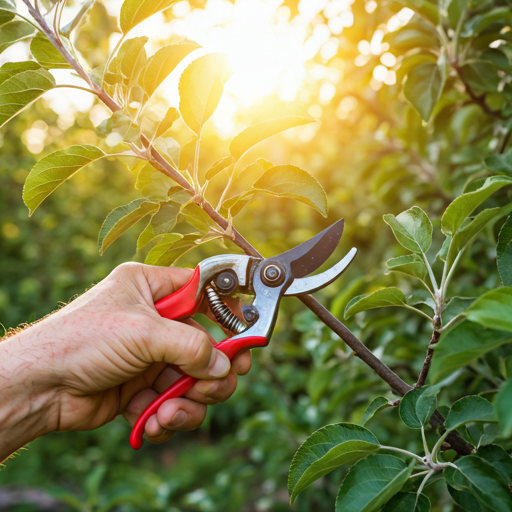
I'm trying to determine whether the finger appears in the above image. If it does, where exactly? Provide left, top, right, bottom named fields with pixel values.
left=152, top=365, right=238, bottom=405
left=183, top=367, right=238, bottom=405
left=149, top=317, right=231, bottom=380
left=149, top=398, right=207, bottom=438
left=232, top=350, right=251, bottom=376
left=140, top=265, right=194, bottom=302
left=123, top=390, right=207, bottom=443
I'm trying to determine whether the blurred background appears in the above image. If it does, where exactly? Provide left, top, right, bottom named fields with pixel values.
left=1, top=0, right=510, bottom=510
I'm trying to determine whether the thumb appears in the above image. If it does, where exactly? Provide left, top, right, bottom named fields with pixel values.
left=147, top=316, right=231, bottom=380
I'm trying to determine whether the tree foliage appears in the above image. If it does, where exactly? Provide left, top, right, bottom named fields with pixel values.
left=1, top=0, right=512, bottom=510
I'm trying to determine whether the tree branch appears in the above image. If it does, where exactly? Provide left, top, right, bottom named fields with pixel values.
left=21, top=0, right=473, bottom=456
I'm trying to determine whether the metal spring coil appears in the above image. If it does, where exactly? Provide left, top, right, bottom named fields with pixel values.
left=206, top=285, right=246, bottom=334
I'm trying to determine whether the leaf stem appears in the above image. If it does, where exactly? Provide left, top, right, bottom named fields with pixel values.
left=439, top=312, right=466, bottom=333
left=53, top=84, right=100, bottom=95
left=421, top=426, right=431, bottom=458
left=422, top=250, right=438, bottom=294
left=379, top=445, right=426, bottom=465
left=431, top=431, right=449, bottom=463
left=403, top=304, right=435, bottom=324
left=102, top=33, right=127, bottom=88
left=416, top=470, right=435, bottom=502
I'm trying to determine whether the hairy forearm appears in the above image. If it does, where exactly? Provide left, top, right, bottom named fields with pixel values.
left=0, top=326, right=58, bottom=462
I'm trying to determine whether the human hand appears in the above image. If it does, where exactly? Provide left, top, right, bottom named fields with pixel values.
left=0, top=263, right=251, bottom=460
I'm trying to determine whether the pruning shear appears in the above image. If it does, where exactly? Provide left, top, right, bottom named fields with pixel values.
left=130, top=219, right=357, bottom=449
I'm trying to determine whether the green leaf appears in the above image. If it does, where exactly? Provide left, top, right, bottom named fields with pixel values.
left=253, top=164, right=328, bottom=217
left=361, top=397, right=392, bottom=426
left=178, top=136, right=196, bottom=171
left=386, top=254, right=428, bottom=281
left=447, top=0, right=466, bottom=29
left=97, top=111, right=140, bottom=144
left=497, top=216, right=512, bottom=287
left=399, top=385, right=439, bottom=429
left=153, top=137, right=180, bottom=168
left=465, top=288, right=512, bottom=332
left=382, top=492, right=430, bottom=512
left=154, top=107, right=180, bottom=139
left=448, top=486, right=496, bottom=512
left=205, top=156, right=234, bottom=180
left=403, top=59, right=446, bottom=122
left=150, top=202, right=180, bottom=235
left=430, top=321, right=512, bottom=383
left=140, top=43, right=200, bottom=99
left=446, top=204, right=512, bottom=267
left=462, top=7, right=512, bottom=38
left=335, top=454, right=415, bottom=512
left=107, top=37, right=148, bottom=87
left=145, top=233, right=209, bottom=266
left=441, top=176, right=512, bottom=236
left=466, top=422, right=501, bottom=448
left=60, top=0, right=95, bottom=37
left=384, top=28, right=438, bottom=55
left=98, top=199, right=158, bottom=254
left=229, top=115, right=314, bottom=160
left=288, top=423, right=380, bottom=504
left=0, top=61, right=55, bottom=128
left=179, top=53, right=233, bottom=135
left=495, top=379, right=512, bottom=437
left=443, top=296, right=475, bottom=323
left=477, top=445, right=512, bottom=483
left=0, top=1, right=15, bottom=25
left=134, top=162, right=176, bottom=199
left=181, top=203, right=216, bottom=234
left=222, top=158, right=273, bottom=202
left=485, top=148, right=512, bottom=176
left=120, top=0, right=179, bottom=33
left=460, top=62, right=501, bottom=93
left=23, top=145, right=105, bottom=215
left=345, top=288, right=407, bottom=319
left=391, top=0, right=439, bottom=24
left=0, top=19, right=35, bottom=54
left=383, top=207, right=432, bottom=254
left=30, top=33, right=72, bottom=69
left=137, top=221, right=156, bottom=250
left=445, top=396, right=496, bottom=432
left=444, top=455, right=512, bottom=512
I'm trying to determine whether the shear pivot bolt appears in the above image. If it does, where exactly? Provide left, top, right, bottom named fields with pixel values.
left=261, top=264, right=285, bottom=286
left=215, top=271, right=238, bottom=295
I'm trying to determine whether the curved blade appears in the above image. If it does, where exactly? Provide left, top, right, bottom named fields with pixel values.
left=284, top=248, right=357, bottom=296
left=276, top=219, right=345, bottom=278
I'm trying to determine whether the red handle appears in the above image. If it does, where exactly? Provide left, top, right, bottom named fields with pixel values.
left=154, top=265, right=202, bottom=320
left=130, top=335, right=267, bottom=449
left=130, top=265, right=267, bottom=449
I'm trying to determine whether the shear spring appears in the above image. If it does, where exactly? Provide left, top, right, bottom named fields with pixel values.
left=206, top=285, right=246, bottom=334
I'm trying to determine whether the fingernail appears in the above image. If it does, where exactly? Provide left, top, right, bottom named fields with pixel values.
left=169, top=410, right=187, bottom=428
left=208, top=351, right=230, bottom=378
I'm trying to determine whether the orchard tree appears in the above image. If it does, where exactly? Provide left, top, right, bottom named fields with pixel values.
left=1, top=0, right=512, bottom=511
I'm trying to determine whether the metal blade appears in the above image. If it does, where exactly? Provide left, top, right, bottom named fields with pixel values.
left=284, top=248, right=357, bottom=296
left=275, top=219, right=345, bottom=279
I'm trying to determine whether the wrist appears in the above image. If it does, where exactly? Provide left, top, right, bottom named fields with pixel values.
left=0, top=326, right=60, bottom=461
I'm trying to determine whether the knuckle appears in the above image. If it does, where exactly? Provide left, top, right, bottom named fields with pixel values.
left=186, top=330, right=212, bottom=368
left=110, top=262, right=143, bottom=280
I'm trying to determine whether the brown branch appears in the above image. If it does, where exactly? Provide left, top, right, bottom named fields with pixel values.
left=21, top=0, right=472, bottom=455
left=415, top=313, right=442, bottom=389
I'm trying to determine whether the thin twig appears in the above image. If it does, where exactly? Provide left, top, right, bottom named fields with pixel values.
left=415, top=313, right=442, bottom=388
